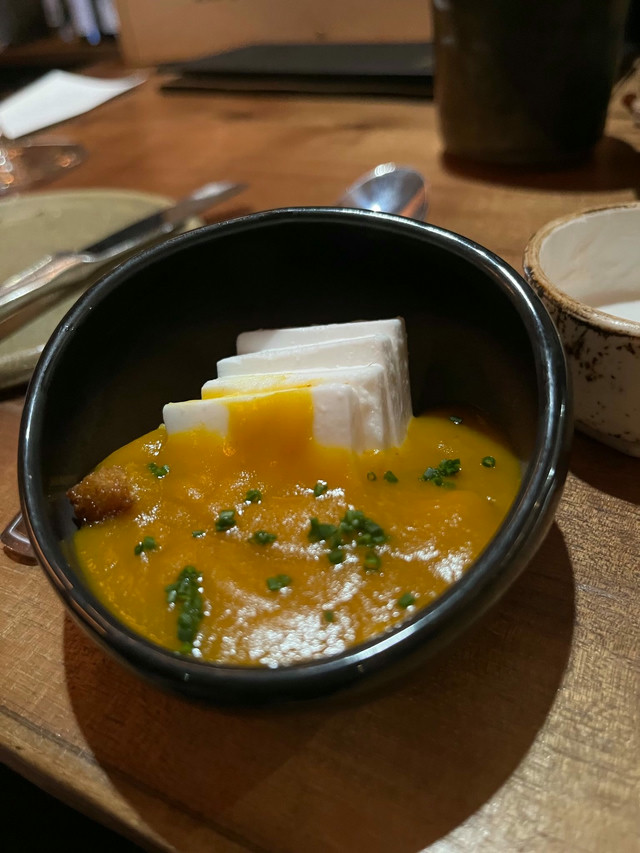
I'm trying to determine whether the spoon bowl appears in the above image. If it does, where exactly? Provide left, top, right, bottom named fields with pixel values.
left=338, top=163, right=428, bottom=220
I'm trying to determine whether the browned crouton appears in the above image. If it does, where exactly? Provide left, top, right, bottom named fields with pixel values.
left=67, top=465, right=136, bottom=525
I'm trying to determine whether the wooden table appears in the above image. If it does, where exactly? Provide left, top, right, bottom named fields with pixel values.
left=1, top=65, right=639, bottom=853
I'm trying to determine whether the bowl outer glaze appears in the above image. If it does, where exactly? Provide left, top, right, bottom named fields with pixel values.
left=19, top=208, right=572, bottom=705
left=524, top=203, right=640, bottom=457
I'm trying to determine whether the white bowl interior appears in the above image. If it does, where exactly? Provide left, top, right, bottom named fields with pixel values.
left=538, top=206, right=640, bottom=323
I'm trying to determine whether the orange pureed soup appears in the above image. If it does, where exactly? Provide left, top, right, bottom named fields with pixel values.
left=71, top=393, right=521, bottom=667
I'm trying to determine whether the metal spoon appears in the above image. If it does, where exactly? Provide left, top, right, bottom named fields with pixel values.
left=1, top=164, right=429, bottom=562
left=337, top=162, right=428, bottom=220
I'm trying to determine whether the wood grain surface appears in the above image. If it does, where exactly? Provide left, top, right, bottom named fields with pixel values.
left=1, top=63, right=639, bottom=853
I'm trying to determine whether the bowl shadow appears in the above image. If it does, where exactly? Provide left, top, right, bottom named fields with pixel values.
left=63, top=522, right=575, bottom=853
left=441, top=136, right=640, bottom=194
left=569, top=430, right=640, bottom=505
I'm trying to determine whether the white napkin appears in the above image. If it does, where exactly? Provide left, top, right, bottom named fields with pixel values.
left=0, top=69, right=147, bottom=139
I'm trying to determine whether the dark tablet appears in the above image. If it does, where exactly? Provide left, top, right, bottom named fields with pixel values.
left=160, top=42, right=433, bottom=98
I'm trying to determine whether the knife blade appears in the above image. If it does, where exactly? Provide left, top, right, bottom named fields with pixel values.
left=0, top=180, right=246, bottom=326
left=83, top=181, right=245, bottom=257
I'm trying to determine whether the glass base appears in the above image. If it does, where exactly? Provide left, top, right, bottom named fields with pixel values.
left=0, top=140, right=86, bottom=194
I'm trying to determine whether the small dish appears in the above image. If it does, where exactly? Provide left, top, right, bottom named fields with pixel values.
left=18, top=208, right=571, bottom=705
left=0, top=189, right=202, bottom=391
left=524, top=202, right=640, bottom=457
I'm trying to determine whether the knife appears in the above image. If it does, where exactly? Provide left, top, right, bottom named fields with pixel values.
left=0, top=180, right=246, bottom=326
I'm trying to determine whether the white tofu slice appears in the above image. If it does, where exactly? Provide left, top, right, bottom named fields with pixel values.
left=237, top=318, right=411, bottom=432
left=201, top=364, right=391, bottom=449
left=163, top=384, right=366, bottom=452
left=311, top=383, right=365, bottom=452
left=163, top=396, right=230, bottom=436
left=217, top=333, right=410, bottom=446
left=236, top=318, right=407, bottom=358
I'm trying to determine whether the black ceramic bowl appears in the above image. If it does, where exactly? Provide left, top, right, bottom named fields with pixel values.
left=19, top=208, right=571, bottom=706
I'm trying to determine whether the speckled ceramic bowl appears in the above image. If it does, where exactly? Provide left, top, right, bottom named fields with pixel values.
left=524, top=202, right=640, bottom=457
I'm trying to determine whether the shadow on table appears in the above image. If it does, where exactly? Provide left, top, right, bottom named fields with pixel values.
left=63, top=522, right=575, bottom=853
left=569, top=430, right=640, bottom=505
left=441, top=136, right=640, bottom=194
left=3, top=764, right=143, bottom=853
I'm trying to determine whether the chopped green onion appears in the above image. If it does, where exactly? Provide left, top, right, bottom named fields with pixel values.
left=177, top=608, right=201, bottom=642
left=166, top=566, right=197, bottom=604
left=148, top=462, right=170, bottom=478
left=249, top=530, right=277, bottom=545
left=245, top=489, right=262, bottom=503
left=215, top=509, right=236, bottom=531
left=340, top=509, right=366, bottom=531
left=134, top=535, right=157, bottom=555
left=362, top=524, right=387, bottom=546
left=439, top=458, right=461, bottom=476
left=266, top=574, right=292, bottom=591
left=482, top=456, right=496, bottom=468
left=328, top=547, right=346, bottom=565
left=313, top=480, right=328, bottom=497
left=421, top=458, right=461, bottom=485
left=340, top=510, right=387, bottom=546
left=364, top=551, right=381, bottom=572
left=165, top=566, right=203, bottom=649
left=323, top=609, right=335, bottom=623
left=192, top=529, right=206, bottom=538
left=308, top=517, right=339, bottom=543
left=398, top=592, right=416, bottom=609
left=310, top=510, right=387, bottom=562
left=366, top=471, right=377, bottom=481
left=383, top=470, right=398, bottom=483
left=449, top=415, right=463, bottom=425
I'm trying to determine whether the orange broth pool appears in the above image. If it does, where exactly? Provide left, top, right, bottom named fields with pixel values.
left=71, top=393, right=521, bottom=667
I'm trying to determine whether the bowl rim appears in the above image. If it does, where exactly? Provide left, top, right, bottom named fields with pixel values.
left=523, top=201, right=640, bottom=338
left=19, top=207, right=572, bottom=700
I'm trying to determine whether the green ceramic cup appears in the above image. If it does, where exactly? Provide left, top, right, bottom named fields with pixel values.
left=431, top=0, right=631, bottom=165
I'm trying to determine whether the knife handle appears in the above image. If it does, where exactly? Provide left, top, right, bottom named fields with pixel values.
left=1, top=511, right=36, bottom=563
left=0, top=252, right=89, bottom=326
